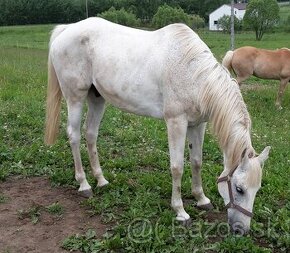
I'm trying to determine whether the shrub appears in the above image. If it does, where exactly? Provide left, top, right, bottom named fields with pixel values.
left=217, top=15, right=243, bottom=33
left=151, top=4, right=190, bottom=29
left=189, top=14, right=205, bottom=29
left=98, top=7, right=140, bottom=27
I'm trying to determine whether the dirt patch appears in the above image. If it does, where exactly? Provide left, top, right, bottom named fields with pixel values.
left=0, top=176, right=109, bottom=253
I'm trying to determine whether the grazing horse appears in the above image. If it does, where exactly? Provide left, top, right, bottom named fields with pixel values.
left=45, top=18, right=270, bottom=234
left=222, top=46, right=290, bottom=109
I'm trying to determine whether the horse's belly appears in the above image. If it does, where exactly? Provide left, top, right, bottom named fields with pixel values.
left=93, top=50, right=165, bottom=119
left=95, top=80, right=164, bottom=119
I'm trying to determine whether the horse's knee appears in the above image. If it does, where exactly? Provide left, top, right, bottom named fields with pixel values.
left=171, top=166, right=183, bottom=179
left=86, top=130, right=96, bottom=145
left=190, top=158, right=202, bottom=171
left=67, top=126, right=81, bottom=145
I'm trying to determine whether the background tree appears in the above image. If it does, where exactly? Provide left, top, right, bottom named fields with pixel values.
left=190, top=14, right=205, bottom=29
left=0, top=0, right=237, bottom=26
left=218, top=15, right=242, bottom=33
left=98, top=7, right=140, bottom=26
left=243, top=0, right=280, bottom=40
left=151, top=4, right=190, bottom=28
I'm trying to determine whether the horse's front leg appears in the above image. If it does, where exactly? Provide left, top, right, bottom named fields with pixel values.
left=275, top=78, right=289, bottom=109
left=187, top=123, right=213, bottom=210
left=166, top=114, right=189, bottom=221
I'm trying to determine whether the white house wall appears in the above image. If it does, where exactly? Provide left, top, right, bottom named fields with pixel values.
left=209, top=4, right=245, bottom=31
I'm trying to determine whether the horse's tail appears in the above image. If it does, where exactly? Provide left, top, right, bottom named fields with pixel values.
left=44, top=25, right=68, bottom=145
left=222, top=50, right=234, bottom=72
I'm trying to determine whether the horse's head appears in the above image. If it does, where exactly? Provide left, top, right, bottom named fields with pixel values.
left=218, top=146, right=271, bottom=235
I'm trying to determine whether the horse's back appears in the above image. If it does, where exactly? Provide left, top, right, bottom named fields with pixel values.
left=232, top=46, right=289, bottom=80
left=49, top=18, right=208, bottom=118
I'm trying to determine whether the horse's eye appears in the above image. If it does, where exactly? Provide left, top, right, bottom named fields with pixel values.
left=236, top=187, right=244, bottom=194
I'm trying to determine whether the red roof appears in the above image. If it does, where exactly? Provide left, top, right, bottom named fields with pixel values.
left=227, top=3, right=247, bottom=10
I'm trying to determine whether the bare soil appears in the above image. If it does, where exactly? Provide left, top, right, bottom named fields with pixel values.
left=0, top=176, right=108, bottom=253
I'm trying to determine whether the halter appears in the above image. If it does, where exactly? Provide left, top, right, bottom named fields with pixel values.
left=217, top=167, right=253, bottom=218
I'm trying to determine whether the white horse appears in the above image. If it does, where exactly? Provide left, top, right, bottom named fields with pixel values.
left=45, top=18, right=270, bottom=234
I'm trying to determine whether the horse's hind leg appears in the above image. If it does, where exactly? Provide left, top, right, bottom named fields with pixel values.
left=236, top=73, right=250, bottom=86
left=275, top=78, right=289, bottom=109
left=166, top=114, right=190, bottom=222
left=187, top=123, right=213, bottom=210
left=66, top=92, right=92, bottom=197
left=85, top=86, right=109, bottom=187
left=232, top=65, right=251, bottom=85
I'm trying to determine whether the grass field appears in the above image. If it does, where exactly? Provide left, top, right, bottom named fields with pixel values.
left=0, top=23, right=289, bottom=252
left=279, top=3, right=290, bottom=24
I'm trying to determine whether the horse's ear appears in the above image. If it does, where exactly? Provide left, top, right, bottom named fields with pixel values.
left=240, top=148, right=255, bottom=168
left=241, top=148, right=247, bottom=159
left=258, top=146, right=271, bottom=167
left=241, top=148, right=249, bottom=166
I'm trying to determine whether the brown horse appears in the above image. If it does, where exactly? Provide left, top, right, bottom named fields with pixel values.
left=222, top=46, right=290, bottom=109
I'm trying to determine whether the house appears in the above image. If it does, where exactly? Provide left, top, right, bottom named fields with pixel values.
left=209, top=3, right=247, bottom=31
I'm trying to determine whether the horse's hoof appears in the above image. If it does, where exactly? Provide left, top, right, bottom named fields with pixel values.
left=178, top=218, right=192, bottom=227
left=97, top=179, right=109, bottom=187
left=197, top=203, right=214, bottom=210
left=79, top=189, right=93, bottom=198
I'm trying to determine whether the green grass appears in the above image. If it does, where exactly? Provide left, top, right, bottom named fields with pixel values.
left=46, top=202, right=64, bottom=216
left=17, top=205, right=42, bottom=224
left=279, top=4, right=290, bottom=24
left=0, top=194, right=9, bottom=204
left=0, top=24, right=53, bottom=49
left=0, top=24, right=289, bottom=252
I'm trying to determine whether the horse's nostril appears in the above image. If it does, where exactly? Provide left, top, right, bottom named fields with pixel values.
left=231, top=223, right=247, bottom=236
left=234, top=229, right=242, bottom=235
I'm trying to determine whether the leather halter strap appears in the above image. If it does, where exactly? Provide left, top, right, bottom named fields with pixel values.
left=217, top=168, right=253, bottom=218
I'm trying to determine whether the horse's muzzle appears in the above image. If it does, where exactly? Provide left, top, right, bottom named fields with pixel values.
left=229, top=221, right=249, bottom=236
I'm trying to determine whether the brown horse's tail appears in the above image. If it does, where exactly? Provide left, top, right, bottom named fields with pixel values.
left=44, top=25, right=68, bottom=145
left=222, top=50, right=234, bottom=72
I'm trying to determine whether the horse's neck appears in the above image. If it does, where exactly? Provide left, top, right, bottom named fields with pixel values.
left=222, top=125, right=253, bottom=172
left=191, top=51, right=254, bottom=171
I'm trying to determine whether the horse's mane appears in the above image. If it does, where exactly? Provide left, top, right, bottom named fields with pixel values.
left=172, top=24, right=254, bottom=170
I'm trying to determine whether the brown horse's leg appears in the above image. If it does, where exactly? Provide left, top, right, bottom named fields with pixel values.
left=236, top=74, right=250, bottom=86
left=275, top=78, right=289, bottom=109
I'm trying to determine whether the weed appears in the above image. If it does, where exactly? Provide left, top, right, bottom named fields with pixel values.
left=62, top=229, right=103, bottom=253
left=18, top=205, right=41, bottom=224
left=46, top=202, right=64, bottom=216
left=0, top=194, right=9, bottom=204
